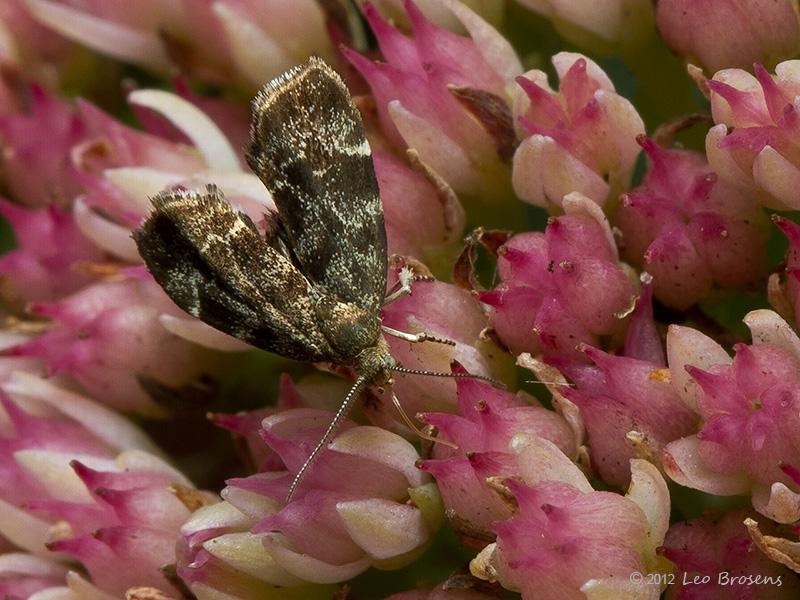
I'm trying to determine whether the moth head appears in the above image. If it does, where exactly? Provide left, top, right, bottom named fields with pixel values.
left=355, top=337, right=397, bottom=387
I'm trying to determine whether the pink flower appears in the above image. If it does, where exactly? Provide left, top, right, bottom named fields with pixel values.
left=511, top=52, right=644, bottom=210
left=706, top=60, right=800, bottom=210
left=355, top=0, right=505, bottom=31
left=0, top=87, right=224, bottom=270
left=514, top=0, right=655, bottom=53
left=0, top=200, right=104, bottom=306
left=10, top=277, right=220, bottom=414
left=0, top=0, right=76, bottom=88
left=211, top=372, right=356, bottom=475
left=69, top=91, right=241, bottom=264
left=375, top=150, right=465, bottom=262
left=494, top=482, right=650, bottom=598
left=0, top=553, right=68, bottom=600
left=616, top=137, right=768, bottom=309
left=75, top=95, right=208, bottom=178
left=661, top=509, right=800, bottom=599
left=418, top=365, right=576, bottom=532
left=470, top=443, right=671, bottom=599
left=664, top=310, right=800, bottom=523
left=0, top=86, right=88, bottom=208
left=0, top=370, right=202, bottom=597
left=179, top=393, right=440, bottom=594
left=656, top=0, right=800, bottom=73
left=480, top=194, right=637, bottom=361
left=555, top=345, right=696, bottom=487
left=345, top=0, right=522, bottom=197
left=380, top=277, right=512, bottom=423
left=24, top=0, right=334, bottom=87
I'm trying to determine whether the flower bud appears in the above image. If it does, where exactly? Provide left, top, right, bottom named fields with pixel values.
left=511, top=53, right=644, bottom=210
left=657, top=0, right=800, bottom=73
left=515, top=0, right=655, bottom=53
left=346, top=0, right=522, bottom=199
left=664, top=310, right=800, bottom=523
left=616, top=138, right=768, bottom=309
left=706, top=61, right=800, bottom=210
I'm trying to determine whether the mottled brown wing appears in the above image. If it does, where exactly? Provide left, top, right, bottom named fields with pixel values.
left=133, top=185, right=336, bottom=363
left=247, top=57, right=387, bottom=314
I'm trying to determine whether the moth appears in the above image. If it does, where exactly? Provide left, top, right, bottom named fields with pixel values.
left=134, top=57, right=491, bottom=500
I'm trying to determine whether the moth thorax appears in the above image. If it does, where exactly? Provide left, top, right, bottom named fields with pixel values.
left=355, top=336, right=396, bottom=386
left=315, top=297, right=382, bottom=358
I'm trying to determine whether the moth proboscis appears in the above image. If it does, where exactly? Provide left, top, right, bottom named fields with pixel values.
left=133, top=57, right=499, bottom=501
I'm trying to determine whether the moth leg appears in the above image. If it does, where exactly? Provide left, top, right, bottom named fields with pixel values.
left=382, top=264, right=434, bottom=306
left=382, top=325, right=456, bottom=347
left=391, top=392, right=457, bottom=449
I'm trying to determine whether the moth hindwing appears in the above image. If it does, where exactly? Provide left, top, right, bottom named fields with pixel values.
left=134, top=58, right=395, bottom=384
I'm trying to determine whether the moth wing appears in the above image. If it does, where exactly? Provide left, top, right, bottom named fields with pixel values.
left=133, top=185, right=334, bottom=362
left=247, top=57, right=387, bottom=314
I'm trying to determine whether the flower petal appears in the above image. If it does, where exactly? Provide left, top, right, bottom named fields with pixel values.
left=127, top=90, right=240, bottom=171
left=662, top=436, right=750, bottom=495
left=24, top=0, right=171, bottom=72
left=337, top=498, right=429, bottom=560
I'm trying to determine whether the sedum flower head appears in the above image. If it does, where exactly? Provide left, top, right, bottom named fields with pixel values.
left=481, top=193, right=637, bottom=360
left=664, top=310, right=800, bottom=523
left=510, top=52, right=644, bottom=211
left=419, top=363, right=576, bottom=532
left=345, top=0, right=522, bottom=198
left=556, top=344, right=696, bottom=487
left=10, top=277, right=219, bottom=414
left=471, top=439, right=671, bottom=600
left=656, top=0, right=800, bottom=73
left=0, top=199, right=103, bottom=307
left=616, top=137, right=768, bottom=309
left=180, top=406, right=439, bottom=596
left=381, top=277, right=511, bottom=421
left=0, top=86, right=88, bottom=209
left=706, top=60, right=800, bottom=210
left=0, top=370, right=207, bottom=598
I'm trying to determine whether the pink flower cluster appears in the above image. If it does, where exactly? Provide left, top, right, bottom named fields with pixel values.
left=481, top=194, right=636, bottom=361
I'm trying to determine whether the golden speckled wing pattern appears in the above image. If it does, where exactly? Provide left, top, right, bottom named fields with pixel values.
left=247, top=57, right=387, bottom=313
left=133, top=185, right=337, bottom=362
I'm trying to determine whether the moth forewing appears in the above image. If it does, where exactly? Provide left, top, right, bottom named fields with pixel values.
left=247, top=56, right=387, bottom=315
left=134, top=185, right=338, bottom=364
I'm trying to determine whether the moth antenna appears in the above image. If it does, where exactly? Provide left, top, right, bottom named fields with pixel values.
left=391, top=392, right=458, bottom=449
left=390, top=366, right=504, bottom=388
left=286, top=375, right=367, bottom=502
